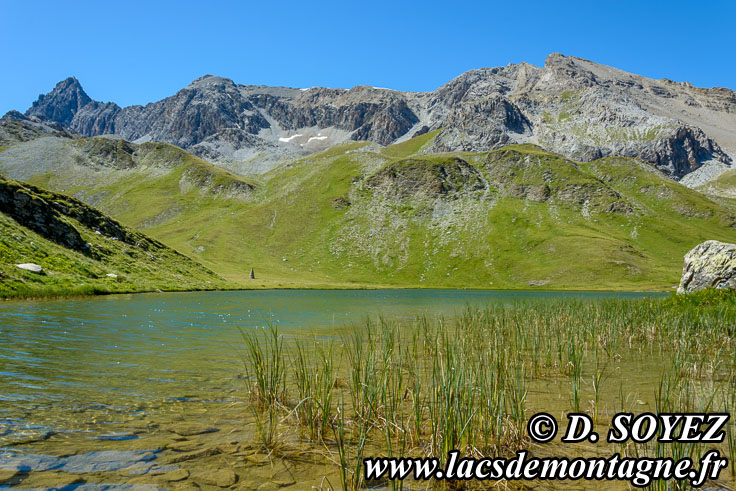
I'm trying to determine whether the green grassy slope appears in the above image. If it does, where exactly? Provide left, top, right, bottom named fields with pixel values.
left=1, top=130, right=734, bottom=291
left=0, top=175, right=223, bottom=298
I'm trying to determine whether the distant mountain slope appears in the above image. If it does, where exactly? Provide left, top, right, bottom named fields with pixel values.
left=7, top=54, right=735, bottom=182
left=0, top=116, right=72, bottom=147
left=697, top=168, right=736, bottom=199
left=0, top=122, right=256, bottom=211
left=2, top=125, right=733, bottom=290
left=0, top=172, right=223, bottom=298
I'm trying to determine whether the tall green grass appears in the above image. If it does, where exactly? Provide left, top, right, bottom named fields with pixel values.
left=238, top=290, right=736, bottom=488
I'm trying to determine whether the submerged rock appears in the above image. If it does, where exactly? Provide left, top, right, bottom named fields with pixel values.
left=165, top=447, right=220, bottom=464
left=160, top=468, right=189, bottom=482
left=213, top=469, right=238, bottom=487
left=0, top=469, right=19, bottom=484
left=191, top=468, right=237, bottom=488
left=168, top=423, right=219, bottom=437
left=166, top=440, right=202, bottom=452
left=0, top=449, right=158, bottom=474
left=677, top=240, right=736, bottom=294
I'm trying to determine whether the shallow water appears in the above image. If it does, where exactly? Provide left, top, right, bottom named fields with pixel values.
left=0, top=289, right=671, bottom=489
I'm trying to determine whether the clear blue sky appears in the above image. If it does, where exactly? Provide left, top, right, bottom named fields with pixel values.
left=2, top=0, right=734, bottom=115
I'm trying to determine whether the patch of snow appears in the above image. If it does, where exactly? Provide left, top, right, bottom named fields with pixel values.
left=307, top=136, right=328, bottom=143
left=278, top=134, right=303, bottom=143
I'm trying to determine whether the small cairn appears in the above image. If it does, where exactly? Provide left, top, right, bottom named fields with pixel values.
left=249, top=267, right=255, bottom=279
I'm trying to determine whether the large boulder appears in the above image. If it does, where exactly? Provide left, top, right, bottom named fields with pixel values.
left=677, top=240, right=736, bottom=294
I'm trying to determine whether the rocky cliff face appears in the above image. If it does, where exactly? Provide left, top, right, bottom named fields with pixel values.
left=12, top=54, right=736, bottom=181
left=677, top=240, right=736, bottom=294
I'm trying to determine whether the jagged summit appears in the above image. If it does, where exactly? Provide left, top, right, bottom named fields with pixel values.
left=52, top=76, right=85, bottom=91
left=26, top=77, right=92, bottom=126
left=8, top=54, right=736, bottom=181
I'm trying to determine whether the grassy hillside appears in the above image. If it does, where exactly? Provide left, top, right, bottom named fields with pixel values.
left=1, top=128, right=734, bottom=291
left=0, top=174, right=223, bottom=298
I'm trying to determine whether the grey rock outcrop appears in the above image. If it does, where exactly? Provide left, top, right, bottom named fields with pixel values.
left=0, top=178, right=88, bottom=253
left=251, top=85, right=420, bottom=145
left=10, top=54, right=736, bottom=180
left=429, top=96, right=532, bottom=152
left=365, top=156, right=485, bottom=199
left=0, top=114, right=72, bottom=145
left=677, top=240, right=736, bottom=293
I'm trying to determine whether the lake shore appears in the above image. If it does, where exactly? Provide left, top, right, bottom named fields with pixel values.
left=0, top=276, right=675, bottom=302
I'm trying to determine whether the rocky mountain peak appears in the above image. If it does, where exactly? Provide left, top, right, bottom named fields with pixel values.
left=544, top=53, right=604, bottom=73
left=26, top=77, right=92, bottom=126
left=544, top=52, right=567, bottom=67
left=53, top=77, right=86, bottom=95
left=186, top=75, right=237, bottom=90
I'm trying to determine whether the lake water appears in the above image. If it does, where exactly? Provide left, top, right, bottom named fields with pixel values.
left=0, top=289, right=665, bottom=489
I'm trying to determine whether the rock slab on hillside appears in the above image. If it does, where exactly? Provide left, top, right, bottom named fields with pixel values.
left=15, top=263, right=43, bottom=273
left=677, top=240, right=736, bottom=293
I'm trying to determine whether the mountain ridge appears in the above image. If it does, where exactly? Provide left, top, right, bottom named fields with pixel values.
left=6, top=54, right=734, bottom=182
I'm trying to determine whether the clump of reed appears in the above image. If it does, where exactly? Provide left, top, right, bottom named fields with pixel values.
left=238, top=324, right=287, bottom=449
left=237, top=289, right=736, bottom=488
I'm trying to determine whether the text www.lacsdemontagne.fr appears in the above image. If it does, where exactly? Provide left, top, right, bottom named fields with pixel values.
left=364, top=450, right=728, bottom=487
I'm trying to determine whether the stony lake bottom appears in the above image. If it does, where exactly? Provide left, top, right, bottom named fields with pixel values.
left=1, top=289, right=735, bottom=490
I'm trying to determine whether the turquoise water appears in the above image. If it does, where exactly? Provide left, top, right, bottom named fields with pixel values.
left=0, top=289, right=662, bottom=408
left=0, top=289, right=666, bottom=488
left=0, top=289, right=664, bottom=410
